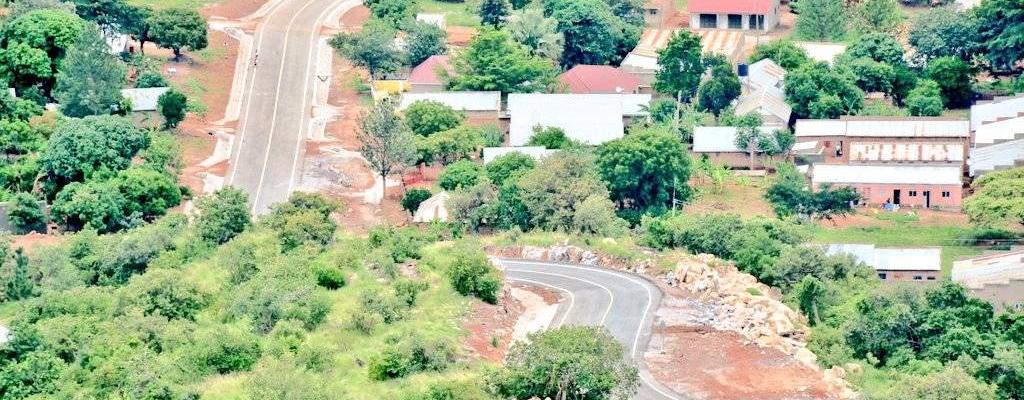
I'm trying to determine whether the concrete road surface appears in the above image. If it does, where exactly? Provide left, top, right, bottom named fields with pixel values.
left=228, top=0, right=357, bottom=214
left=500, top=259, right=687, bottom=400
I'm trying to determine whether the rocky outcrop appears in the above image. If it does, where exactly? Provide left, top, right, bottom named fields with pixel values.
left=489, top=244, right=858, bottom=399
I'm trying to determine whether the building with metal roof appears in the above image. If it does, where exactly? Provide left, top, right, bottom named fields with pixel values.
left=121, top=87, right=170, bottom=112
left=953, top=250, right=1024, bottom=311
left=506, top=93, right=651, bottom=146
left=398, top=91, right=501, bottom=112
left=558, top=65, right=640, bottom=94
left=824, top=244, right=941, bottom=282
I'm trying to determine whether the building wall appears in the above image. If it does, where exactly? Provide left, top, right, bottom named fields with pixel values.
left=643, top=0, right=674, bottom=27
left=693, top=151, right=767, bottom=169
left=811, top=182, right=963, bottom=208
left=876, top=269, right=941, bottom=282
left=409, top=83, right=445, bottom=93
left=969, top=279, right=1024, bottom=312
left=688, top=4, right=780, bottom=31
left=797, top=135, right=970, bottom=166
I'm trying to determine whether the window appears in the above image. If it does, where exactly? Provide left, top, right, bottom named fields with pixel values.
left=909, top=191, right=918, bottom=197
left=913, top=276, right=923, bottom=280
left=727, top=14, right=742, bottom=29
left=941, top=191, right=951, bottom=198
left=878, top=273, right=887, bottom=280
left=699, top=14, right=717, bottom=28
left=748, top=14, right=764, bottom=30
left=926, top=276, right=936, bottom=281
left=648, top=8, right=658, bottom=15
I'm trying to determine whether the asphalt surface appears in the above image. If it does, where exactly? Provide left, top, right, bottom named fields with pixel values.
left=500, top=259, right=686, bottom=400
left=228, top=0, right=355, bottom=214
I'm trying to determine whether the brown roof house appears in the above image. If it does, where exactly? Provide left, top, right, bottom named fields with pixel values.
left=620, top=29, right=745, bottom=89
left=559, top=65, right=641, bottom=94
left=407, top=55, right=454, bottom=93
left=688, top=0, right=781, bottom=32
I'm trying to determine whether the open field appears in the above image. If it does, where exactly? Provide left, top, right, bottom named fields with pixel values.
left=418, top=0, right=481, bottom=27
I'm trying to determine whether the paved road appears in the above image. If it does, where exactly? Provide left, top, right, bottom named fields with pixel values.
left=500, top=259, right=686, bottom=400
left=228, top=0, right=356, bottom=214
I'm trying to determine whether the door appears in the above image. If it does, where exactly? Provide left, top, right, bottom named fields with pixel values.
left=893, top=189, right=901, bottom=205
left=924, top=191, right=931, bottom=208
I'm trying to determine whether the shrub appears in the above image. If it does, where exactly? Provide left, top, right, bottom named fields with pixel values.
left=312, top=262, right=345, bottom=289
left=8, top=192, right=47, bottom=234
left=195, top=188, right=251, bottom=244
left=438, top=160, right=482, bottom=191
left=157, top=89, right=188, bottom=129
left=192, top=325, right=262, bottom=374
left=486, top=151, right=536, bottom=187
left=446, top=245, right=502, bottom=304
left=401, top=188, right=432, bottom=215
left=126, top=269, right=208, bottom=320
left=404, top=100, right=465, bottom=136
left=135, top=71, right=169, bottom=88
left=526, top=125, right=575, bottom=149
left=367, top=335, right=455, bottom=380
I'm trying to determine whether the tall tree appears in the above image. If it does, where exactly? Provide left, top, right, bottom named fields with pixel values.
left=795, top=0, right=847, bottom=41
left=908, top=7, right=982, bottom=63
left=329, top=20, right=403, bottom=79
left=195, top=187, right=252, bottom=244
left=147, top=8, right=208, bottom=60
left=120, top=5, right=153, bottom=55
left=845, top=32, right=906, bottom=67
left=784, top=62, right=864, bottom=118
left=595, top=125, right=691, bottom=216
left=403, top=20, right=447, bottom=66
left=359, top=98, right=417, bottom=199
left=749, top=40, right=810, bottom=70
left=506, top=7, right=564, bottom=62
left=974, top=0, right=1024, bottom=71
left=697, top=61, right=741, bottom=117
left=545, top=0, right=628, bottom=67
left=653, top=31, right=702, bottom=100
left=4, top=248, right=35, bottom=301
left=479, top=0, right=510, bottom=27
left=447, top=29, right=557, bottom=93
left=925, top=56, right=973, bottom=108
left=70, top=0, right=132, bottom=30
left=54, top=23, right=127, bottom=117
left=732, top=112, right=765, bottom=170
left=906, top=80, right=944, bottom=117
left=1, top=9, right=85, bottom=93
left=853, top=0, right=902, bottom=34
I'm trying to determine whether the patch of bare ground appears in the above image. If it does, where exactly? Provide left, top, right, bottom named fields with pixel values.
left=462, top=286, right=525, bottom=362
left=826, top=208, right=969, bottom=229
left=11, top=233, right=65, bottom=251
left=646, top=287, right=840, bottom=400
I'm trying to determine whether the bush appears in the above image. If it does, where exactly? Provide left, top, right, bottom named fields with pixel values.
left=135, top=71, right=169, bottom=88
left=195, top=187, right=251, bottom=244
left=157, top=89, right=188, bottom=129
left=438, top=160, right=482, bottom=191
left=401, top=188, right=432, bottom=215
left=192, top=325, right=262, bottom=374
left=367, top=335, right=455, bottom=380
left=126, top=268, right=208, bottom=320
left=446, top=245, right=501, bottom=304
left=404, top=100, right=465, bottom=136
left=8, top=192, right=47, bottom=234
left=526, top=125, right=575, bottom=149
left=312, top=262, right=345, bottom=289
left=486, top=152, right=536, bottom=186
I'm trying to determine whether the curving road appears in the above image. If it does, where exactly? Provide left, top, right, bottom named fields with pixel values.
left=499, top=259, right=686, bottom=400
left=228, top=0, right=359, bottom=214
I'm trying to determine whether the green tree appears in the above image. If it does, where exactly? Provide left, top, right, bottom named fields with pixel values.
left=493, top=326, right=639, bottom=400
left=157, top=89, right=187, bottom=129
left=795, top=0, right=847, bottom=41
left=975, top=0, right=1024, bottom=71
left=360, top=98, right=418, bottom=198
left=506, top=7, right=564, bottom=62
left=732, top=112, right=765, bottom=170
left=545, top=0, right=628, bottom=67
left=447, top=29, right=557, bottom=93
left=147, top=8, right=208, bottom=60
left=8, top=193, right=47, bottom=234
left=963, top=167, right=1024, bottom=228
left=195, top=187, right=252, bottom=244
left=330, top=20, right=403, bottom=78
left=69, top=0, right=133, bottom=29
left=0, top=43, right=53, bottom=90
left=2, top=9, right=85, bottom=92
left=438, top=159, right=482, bottom=191
left=418, top=125, right=486, bottom=164
left=403, top=100, right=465, bottom=136
left=479, top=0, right=510, bottom=27
left=883, top=366, right=998, bottom=400
left=595, top=126, right=691, bottom=216
left=264, top=192, right=339, bottom=251
left=115, top=166, right=182, bottom=220
left=846, top=57, right=895, bottom=95
left=908, top=7, right=982, bottom=63
left=445, top=244, right=501, bottom=303
left=400, top=188, right=432, bottom=215
left=403, top=20, right=447, bottom=66
left=486, top=152, right=536, bottom=186
left=793, top=275, right=830, bottom=325
left=50, top=179, right=128, bottom=232
left=853, top=0, right=901, bottom=34
left=846, top=32, right=906, bottom=66
left=697, top=61, right=741, bottom=116
left=367, top=0, right=417, bottom=28
left=4, top=248, right=35, bottom=301
left=53, top=23, right=127, bottom=118
left=749, top=40, right=810, bottom=70
left=784, top=62, right=864, bottom=118
left=906, top=80, right=944, bottom=117
left=653, top=30, right=702, bottom=99
left=516, top=151, right=620, bottom=233
left=134, top=71, right=168, bottom=88
left=40, top=115, right=148, bottom=191
left=120, top=4, right=153, bottom=55
left=925, top=56, right=973, bottom=108
left=526, top=125, right=575, bottom=149
left=127, top=268, right=208, bottom=320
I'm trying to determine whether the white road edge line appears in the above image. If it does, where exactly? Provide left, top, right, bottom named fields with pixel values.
left=508, top=269, right=614, bottom=325
left=502, top=259, right=682, bottom=400
left=507, top=277, right=575, bottom=327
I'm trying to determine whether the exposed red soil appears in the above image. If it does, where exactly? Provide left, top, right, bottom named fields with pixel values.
left=647, top=324, right=835, bottom=400
left=11, top=233, right=65, bottom=251
left=339, top=5, right=370, bottom=30
left=462, top=286, right=525, bottom=362
left=446, top=26, right=477, bottom=46
left=203, top=0, right=269, bottom=19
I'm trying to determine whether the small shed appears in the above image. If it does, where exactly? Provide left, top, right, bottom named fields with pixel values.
left=408, top=55, right=454, bottom=93
left=121, top=87, right=170, bottom=111
left=824, top=244, right=942, bottom=282
left=413, top=191, right=450, bottom=223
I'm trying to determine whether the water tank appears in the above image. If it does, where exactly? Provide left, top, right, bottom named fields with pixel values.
left=737, top=63, right=749, bottom=77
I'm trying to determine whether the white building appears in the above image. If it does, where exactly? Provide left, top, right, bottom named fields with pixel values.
left=506, top=93, right=651, bottom=146
left=398, top=91, right=501, bottom=112
left=687, top=0, right=781, bottom=32
left=824, top=244, right=942, bottom=281
left=121, top=87, right=170, bottom=111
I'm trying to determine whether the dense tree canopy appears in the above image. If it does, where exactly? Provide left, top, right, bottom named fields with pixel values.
left=447, top=29, right=557, bottom=93
left=906, top=80, right=944, bottom=117
left=974, top=0, right=1024, bottom=71
left=506, top=7, right=564, bottom=62
left=403, top=100, right=465, bottom=137
left=795, top=0, right=847, bottom=41
left=595, top=126, right=691, bottom=216
left=909, top=7, right=982, bottom=63
left=784, top=62, right=864, bottom=119
left=403, top=20, right=447, bottom=67
left=653, top=31, right=702, bottom=99
left=963, top=167, right=1024, bottom=229
left=330, top=21, right=403, bottom=78
left=925, top=56, right=973, bottom=108
left=54, top=23, right=127, bottom=118
left=40, top=115, right=148, bottom=193
left=749, top=40, right=810, bottom=70
left=544, top=0, right=635, bottom=67
left=147, top=8, right=208, bottom=60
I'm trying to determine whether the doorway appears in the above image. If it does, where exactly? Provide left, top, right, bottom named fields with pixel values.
left=924, top=191, right=931, bottom=208
left=893, top=189, right=901, bottom=205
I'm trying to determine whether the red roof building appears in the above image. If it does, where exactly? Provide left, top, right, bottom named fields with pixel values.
left=687, top=0, right=780, bottom=32
left=408, top=55, right=454, bottom=93
left=558, top=65, right=641, bottom=94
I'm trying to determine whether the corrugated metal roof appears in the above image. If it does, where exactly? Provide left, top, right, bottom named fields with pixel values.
left=824, top=244, right=942, bottom=272
left=970, top=94, right=1024, bottom=131
left=795, top=119, right=970, bottom=138
left=408, top=55, right=453, bottom=86
left=398, top=91, right=501, bottom=111
left=559, top=65, right=640, bottom=94
left=483, top=147, right=555, bottom=163
left=953, top=250, right=1024, bottom=288
left=794, top=41, right=847, bottom=65
left=746, top=59, right=786, bottom=91
left=736, top=87, right=791, bottom=125
left=687, top=0, right=774, bottom=14
left=811, top=164, right=963, bottom=185
left=122, top=87, right=170, bottom=111
left=624, top=29, right=744, bottom=70
left=692, top=126, right=776, bottom=152
left=507, top=94, right=651, bottom=146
